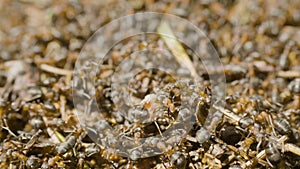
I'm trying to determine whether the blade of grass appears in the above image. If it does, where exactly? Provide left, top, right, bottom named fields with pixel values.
left=157, top=22, right=200, bottom=80
left=55, top=130, right=66, bottom=142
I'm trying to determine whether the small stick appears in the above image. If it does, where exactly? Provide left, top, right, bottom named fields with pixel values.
left=213, top=105, right=241, bottom=122
left=256, top=150, right=267, bottom=163
left=23, top=129, right=42, bottom=154
left=243, top=150, right=266, bottom=167
left=186, top=135, right=197, bottom=143
left=278, top=70, right=300, bottom=78
left=2, top=119, right=17, bottom=138
left=277, top=135, right=289, bottom=144
left=267, top=114, right=277, bottom=137
left=285, top=143, right=300, bottom=156
left=40, top=64, right=73, bottom=76
left=154, top=121, right=163, bottom=137
left=45, top=127, right=61, bottom=144
left=60, top=95, right=67, bottom=122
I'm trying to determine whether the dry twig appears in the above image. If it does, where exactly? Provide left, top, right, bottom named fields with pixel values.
left=40, top=64, right=73, bottom=76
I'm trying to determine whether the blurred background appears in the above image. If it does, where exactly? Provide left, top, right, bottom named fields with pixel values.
left=0, top=0, right=299, bottom=168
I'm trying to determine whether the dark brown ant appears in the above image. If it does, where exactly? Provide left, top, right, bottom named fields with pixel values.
left=274, top=118, right=292, bottom=136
